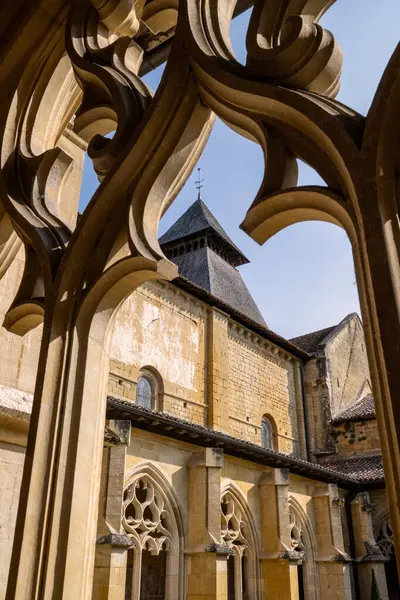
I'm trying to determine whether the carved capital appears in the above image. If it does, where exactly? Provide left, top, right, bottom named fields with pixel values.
left=96, top=533, right=134, bottom=548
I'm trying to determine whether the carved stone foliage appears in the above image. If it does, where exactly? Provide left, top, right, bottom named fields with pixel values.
left=123, top=475, right=174, bottom=554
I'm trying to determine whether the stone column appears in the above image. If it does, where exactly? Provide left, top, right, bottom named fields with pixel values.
left=259, top=469, right=301, bottom=599
left=350, top=492, right=389, bottom=599
left=207, top=308, right=230, bottom=432
left=186, top=447, right=229, bottom=600
left=93, top=420, right=132, bottom=600
left=312, top=484, right=352, bottom=599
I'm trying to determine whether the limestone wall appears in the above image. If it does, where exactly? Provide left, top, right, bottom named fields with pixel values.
left=121, top=429, right=361, bottom=600
left=0, top=441, right=26, bottom=598
left=109, top=281, right=302, bottom=452
left=302, top=358, right=332, bottom=455
left=109, top=281, right=207, bottom=425
left=227, top=323, right=300, bottom=454
left=333, top=419, right=381, bottom=455
left=325, top=316, right=370, bottom=416
left=0, top=249, right=42, bottom=395
left=302, top=315, right=374, bottom=458
left=125, top=428, right=318, bottom=549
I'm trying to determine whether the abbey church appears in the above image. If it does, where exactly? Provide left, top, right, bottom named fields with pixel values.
left=0, top=198, right=396, bottom=599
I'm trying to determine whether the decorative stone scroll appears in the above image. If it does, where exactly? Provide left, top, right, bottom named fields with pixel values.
left=122, top=474, right=174, bottom=554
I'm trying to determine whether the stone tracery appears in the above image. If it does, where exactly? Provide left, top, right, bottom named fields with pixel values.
left=289, top=507, right=306, bottom=552
left=377, top=519, right=395, bottom=558
left=1, top=0, right=400, bottom=596
left=221, top=490, right=250, bottom=552
left=123, top=475, right=174, bottom=554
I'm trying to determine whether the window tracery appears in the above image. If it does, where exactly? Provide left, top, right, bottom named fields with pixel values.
left=289, top=508, right=306, bottom=552
left=221, top=490, right=252, bottom=600
left=123, top=475, right=174, bottom=554
left=122, top=471, right=181, bottom=599
left=376, top=519, right=395, bottom=557
left=221, top=491, right=250, bottom=552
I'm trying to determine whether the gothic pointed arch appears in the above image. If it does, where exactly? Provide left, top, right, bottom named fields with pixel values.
left=373, top=507, right=399, bottom=597
left=288, top=496, right=320, bottom=600
left=373, top=509, right=394, bottom=558
left=123, top=462, right=185, bottom=599
left=221, top=482, right=262, bottom=599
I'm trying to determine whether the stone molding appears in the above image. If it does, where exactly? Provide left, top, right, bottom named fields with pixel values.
left=228, top=321, right=294, bottom=363
left=142, top=279, right=206, bottom=320
left=96, top=533, right=134, bottom=549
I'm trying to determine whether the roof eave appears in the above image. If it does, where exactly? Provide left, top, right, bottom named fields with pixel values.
left=106, top=397, right=374, bottom=490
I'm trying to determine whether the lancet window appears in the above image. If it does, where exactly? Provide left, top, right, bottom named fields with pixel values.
left=221, top=491, right=251, bottom=600
left=136, top=376, right=154, bottom=409
left=261, top=415, right=277, bottom=451
left=288, top=504, right=319, bottom=600
left=136, top=368, right=163, bottom=411
left=123, top=473, right=179, bottom=600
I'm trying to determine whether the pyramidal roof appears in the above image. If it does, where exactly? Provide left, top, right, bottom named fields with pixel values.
left=159, top=199, right=248, bottom=267
left=159, top=199, right=267, bottom=327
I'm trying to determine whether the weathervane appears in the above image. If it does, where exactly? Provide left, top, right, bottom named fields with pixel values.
left=195, top=167, right=204, bottom=200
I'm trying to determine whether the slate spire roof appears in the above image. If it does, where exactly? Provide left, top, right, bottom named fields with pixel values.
left=160, top=199, right=267, bottom=327
left=159, top=199, right=248, bottom=266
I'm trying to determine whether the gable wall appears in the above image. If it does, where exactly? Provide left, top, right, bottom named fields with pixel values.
left=109, top=281, right=207, bottom=425
left=325, top=316, right=370, bottom=416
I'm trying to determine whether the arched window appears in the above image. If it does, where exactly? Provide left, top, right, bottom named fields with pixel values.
left=136, top=375, right=154, bottom=409
left=135, top=368, right=163, bottom=411
left=123, top=467, right=184, bottom=599
left=221, top=487, right=260, bottom=599
left=289, top=498, right=320, bottom=600
left=261, top=415, right=276, bottom=450
left=375, top=516, right=399, bottom=597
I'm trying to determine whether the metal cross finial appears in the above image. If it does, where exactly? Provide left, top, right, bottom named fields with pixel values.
left=195, top=167, right=204, bottom=200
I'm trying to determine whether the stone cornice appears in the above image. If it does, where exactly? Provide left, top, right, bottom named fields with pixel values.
left=228, top=321, right=294, bottom=363
left=141, top=279, right=206, bottom=320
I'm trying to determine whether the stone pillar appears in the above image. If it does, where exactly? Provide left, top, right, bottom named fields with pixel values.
left=93, top=420, right=132, bottom=600
left=207, top=308, right=230, bottom=432
left=350, top=492, right=389, bottom=599
left=312, top=484, right=352, bottom=599
left=187, top=447, right=229, bottom=600
left=259, top=469, right=301, bottom=599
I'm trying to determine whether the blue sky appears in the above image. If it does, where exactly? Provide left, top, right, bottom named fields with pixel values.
left=80, top=0, right=400, bottom=339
